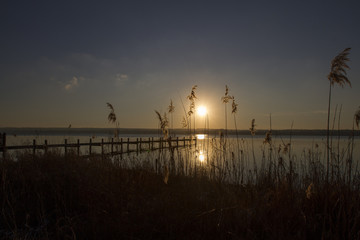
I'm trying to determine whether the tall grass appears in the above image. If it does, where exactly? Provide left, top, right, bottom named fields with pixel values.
left=1, top=134, right=360, bottom=239
left=187, top=85, right=198, bottom=136
left=326, top=48, right=351, bottom=181
left=168, top=99, right=175, bottom=136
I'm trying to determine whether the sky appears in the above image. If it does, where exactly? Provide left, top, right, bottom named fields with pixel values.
left=1, top=0, right=360, bottom=130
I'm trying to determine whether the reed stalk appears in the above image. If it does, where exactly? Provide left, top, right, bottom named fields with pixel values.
left=326, top=47, right=351, bottom=182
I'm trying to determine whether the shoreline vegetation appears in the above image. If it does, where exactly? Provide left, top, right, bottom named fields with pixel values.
left=1, top=151, right=360, bottom=239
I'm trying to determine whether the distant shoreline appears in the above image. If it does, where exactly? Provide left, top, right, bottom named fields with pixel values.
left=1, top=127, right=359, bottom=137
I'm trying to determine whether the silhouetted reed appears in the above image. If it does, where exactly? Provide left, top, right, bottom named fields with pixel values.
left=326, top=48, right=351, bottom=181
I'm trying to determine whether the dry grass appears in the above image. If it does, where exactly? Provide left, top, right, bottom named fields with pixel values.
left=326, top=48, right=352, bottom=182
left=1, top=147, right=360, bottom=239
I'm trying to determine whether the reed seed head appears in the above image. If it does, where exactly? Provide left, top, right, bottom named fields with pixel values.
left=355, top=106, right=360, bottom=129
left=231, top=98, right=238, bottom=114
left=155, top=110, right=169, bottom=138
left=221, top=85, right=233, bottom=104
left=181, top=116, right=188, bottom=128
left=328, top=48, right=351, bottom=88
left=106, top=102, right=117, bottom=123
left=249, top=119, right=256, bottom=135
left=263, top=131, right=272, bottom=144
left=187, top=85, right=198, bottom=101
left=168, top=99, right=175, bottom=113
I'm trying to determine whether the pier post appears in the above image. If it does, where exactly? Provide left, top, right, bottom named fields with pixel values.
left=89, top=138, right=92, bottom=155
left=77, top=139, right=80, bottom=156
left=139, top=138, right=142, bottom=153
left=111, top=138, right=114, bottom=154
left=33, top=139, right=36, bottom=156
left=44, top=140, right=48, bottom=154
left=101, top=138, right=104, bottom=156
left=1, top=133, right=6, bottom=159
left=136, top=138, right=139, bottom=155
left=120, top=138, right=123, bottom=154
left=127, top=138, right=130, bottom=153
left=64, top=139, right=67, bottom=155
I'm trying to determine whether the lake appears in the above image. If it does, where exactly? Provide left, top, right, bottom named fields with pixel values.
left=1, top=128, right=359, bottom=183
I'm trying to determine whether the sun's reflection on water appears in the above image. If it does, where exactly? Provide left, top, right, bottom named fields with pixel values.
left=199, top=150, right=205, bottom=162
left=196, top=134, right=205, bottom=140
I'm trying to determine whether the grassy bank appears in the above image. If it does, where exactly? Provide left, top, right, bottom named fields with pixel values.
left=1, top=152, right=360, bottom=239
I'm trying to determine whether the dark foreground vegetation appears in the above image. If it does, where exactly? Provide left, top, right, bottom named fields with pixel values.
left=1, top=152, right=360, bottom=240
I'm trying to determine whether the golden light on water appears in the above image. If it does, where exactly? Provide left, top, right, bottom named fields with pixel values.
left=196, top=134, right=205, bottom=140
left=197, top=106, right=207, bottom=117
left=199, top=150, right=205, bottom=162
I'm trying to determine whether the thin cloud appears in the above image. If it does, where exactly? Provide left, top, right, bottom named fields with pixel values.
left=115, top=73, right=128, bottom=86
left=65, top=76, right=79, bottom=91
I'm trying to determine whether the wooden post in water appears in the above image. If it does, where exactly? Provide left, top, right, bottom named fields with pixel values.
left=1, top=133, right=6, bottom=159
left=89, top=138, right=92, bottom=155
left=111, top=138, right=114, bottom=155
left=64, top=139, right=68, bottom=156
left=136, top=138, right=139, bottom=155
left=33, top=139, right=36, bottom=156
left=156, top=158, right=158, bottom=174
left=176, top=137, right=179, bottom=148
left=127, top=138, right=130, bottom=153
left=148, top=137, right=151, bottom=151
left=120, top=138, right=123, bottom=154
left=44, top=140, right=48, bottom=154
left=151, top=137, right=154, bottom=150
left=139, top=138, right=142, bottom=153
left=77, top=139, right=80, bottom=156
left=183, top=137, right=186, bottom=147
left=101, top=138, right=104, bottom=156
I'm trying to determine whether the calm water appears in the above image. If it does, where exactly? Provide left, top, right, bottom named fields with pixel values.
left=3, top=129, right=360, bottom=182
left=4, top=129, right=359, bottom=162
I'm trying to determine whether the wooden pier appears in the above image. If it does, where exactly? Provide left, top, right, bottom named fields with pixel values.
left=0, top=133, right=196, bottom=158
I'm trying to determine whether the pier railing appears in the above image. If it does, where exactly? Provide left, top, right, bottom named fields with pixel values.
left=0, top=133, right=197, bottom=158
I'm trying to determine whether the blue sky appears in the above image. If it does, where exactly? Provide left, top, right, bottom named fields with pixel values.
left=1, top=0, right=360, bottom=129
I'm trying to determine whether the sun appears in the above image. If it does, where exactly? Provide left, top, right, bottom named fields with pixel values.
left=197, top=106, right=207, bottom=117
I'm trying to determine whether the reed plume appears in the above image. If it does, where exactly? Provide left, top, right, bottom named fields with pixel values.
left=168, top=99, right=175, bottom=136
left=249, top=119, right=256, bottom=136
left=168, top=99, right=175, bottom=113
left=231, top=97, right=240, bottom=155
left=106, top=102, right=117, bottom=123
left=155, top=110, right=169, bottom=139
left=263, top=131, right=272, bottom=145
left=326, top=48, right=351, bottom=181
left=231, top=97, right=238, bottom=114
left=106, top=102, right=119, bottom=138
left=327, top=48, right=351, bottom=87
left=181, top=116, right=188, bottom=128
left=221, top=85, right=234, bottom=136
left=249, top=119, right=257, bottom=176
left=187, top=85, right=198, bottom=102
left=355, top=106, right=360, bottom=129
left=187, top=85, right=198, bottom=135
